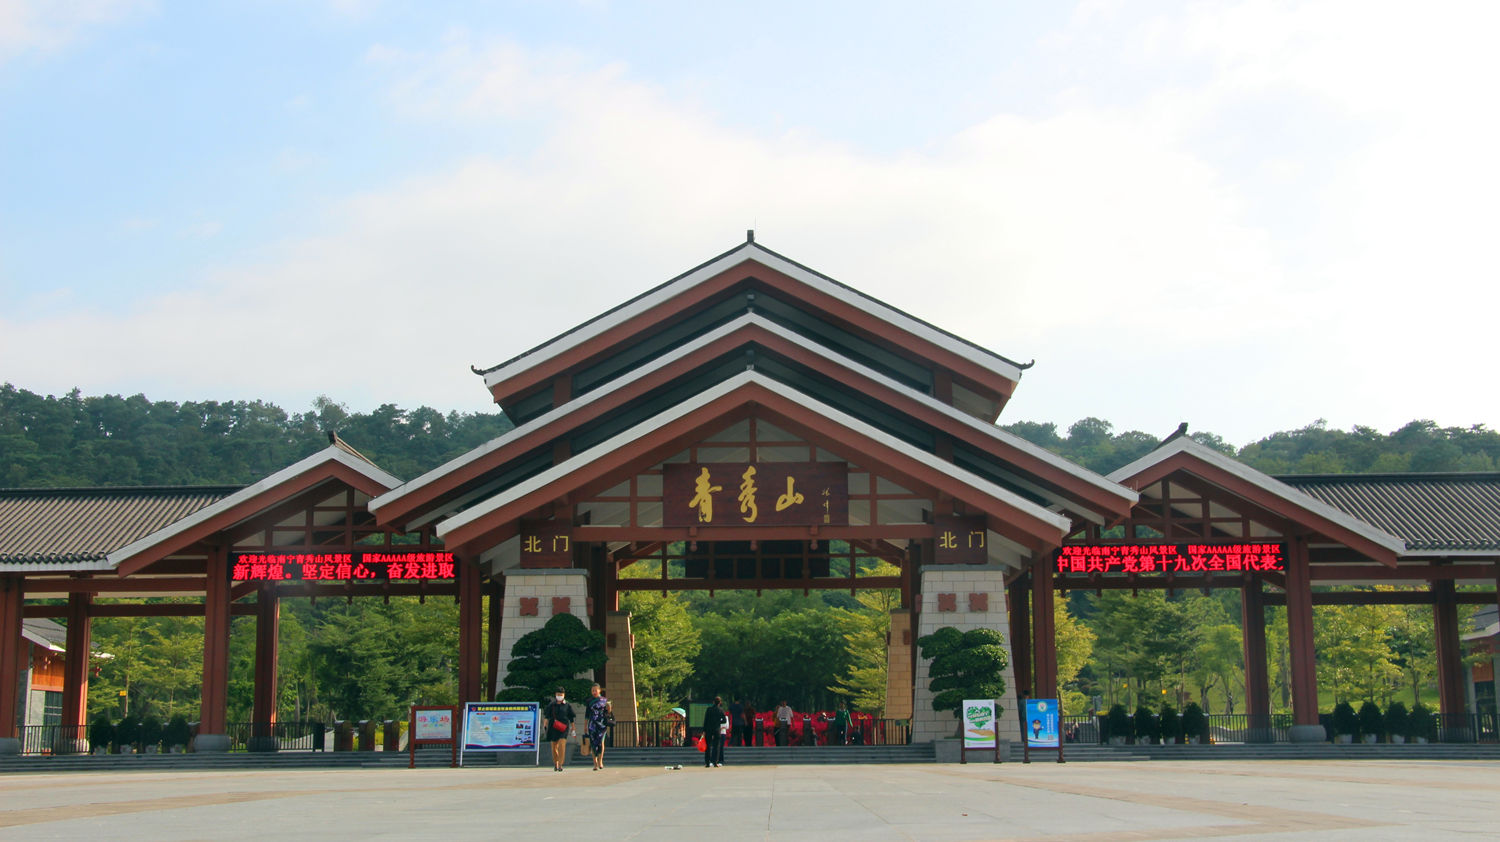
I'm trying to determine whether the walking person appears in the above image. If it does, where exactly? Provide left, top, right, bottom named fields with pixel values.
left=703, top=697, right=727, bottom=767
left=775, top=700, right=793, bottom=746
left=585, top=683, right=612, bottom=771
left=545, top=686, right=575, bottom=772
left=834, top=702, right=852, bottom=746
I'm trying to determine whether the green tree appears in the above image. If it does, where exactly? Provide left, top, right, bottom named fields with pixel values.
left=498, top=613, right=606, bottom=703
left=916, top=626, right=1009, bottom=724
left=1054, top=599, right=1096, bottom=715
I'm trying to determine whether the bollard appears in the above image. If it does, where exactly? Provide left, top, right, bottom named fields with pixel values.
left=357, top=720, right=376, bottom=751
left=334, top=720, right=353, bottom=752
left=383, top=720, right=400, bottom=753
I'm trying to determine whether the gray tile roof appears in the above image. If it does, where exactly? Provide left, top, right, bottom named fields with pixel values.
left=0, top=486, right=240, bottom=565
left=1280, top=473, right=1500, bottom=553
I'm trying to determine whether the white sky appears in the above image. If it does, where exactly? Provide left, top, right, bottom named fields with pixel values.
left=2, top=1, right=1497, bottom=446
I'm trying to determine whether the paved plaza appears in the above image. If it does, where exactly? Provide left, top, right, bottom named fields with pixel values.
left=0, top=759, right=1494, bottom=841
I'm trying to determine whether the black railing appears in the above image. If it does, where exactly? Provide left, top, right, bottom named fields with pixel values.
left=223, top=721, right=327, bottom=752
left=1207, top=714, right=1293, bottom=744
left=1061, top=715, right=1100, bottom=744
left=16, top=724, right=89, bottom=755
left=608, top=718, right=912, bottom=748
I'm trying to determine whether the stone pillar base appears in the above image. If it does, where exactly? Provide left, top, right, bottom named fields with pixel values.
left=193, top=734, right=231, bottom=753
left=0, top=737, right=19, bottom=756
left=1290, top=724, right=1327, bottom=743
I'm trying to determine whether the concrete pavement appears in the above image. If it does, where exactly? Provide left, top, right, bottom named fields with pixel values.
left=0, top=759, right=1494, bottom=840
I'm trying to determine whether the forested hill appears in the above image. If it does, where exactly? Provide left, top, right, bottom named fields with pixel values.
left=2, top=382, right=1498, bottom=488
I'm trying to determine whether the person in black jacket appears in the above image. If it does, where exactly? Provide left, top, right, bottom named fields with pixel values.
left=545, top=686, right=575, bottom=771
left=702, top=697, right=727, bottom=767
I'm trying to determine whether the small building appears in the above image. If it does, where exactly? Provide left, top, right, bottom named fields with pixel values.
left=1465, top=605, right=1498, bottom=717
left=18, top=619, right=66, bottom=730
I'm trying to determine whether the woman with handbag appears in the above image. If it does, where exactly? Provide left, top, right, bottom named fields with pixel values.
left=545, top=686, right=575, bottom=771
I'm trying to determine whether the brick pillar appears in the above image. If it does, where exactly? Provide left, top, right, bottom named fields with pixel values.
left=884, top=608, right=913, bottom=719
left=0, top=576, right=22, bottom=751
left=603, top=611, right=638, bottom=723
left=198, top=545, right=232, bottom=751
left=912, top=565, right=1016, bottom=745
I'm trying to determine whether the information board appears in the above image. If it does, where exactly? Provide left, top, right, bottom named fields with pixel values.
left=459, top=701, right=540, bottom=766
left=408, top=704, right=458, bottom=768
left=1024, top=699, right=1060, bottom=748
left=961, top=699, right=998, bottom=750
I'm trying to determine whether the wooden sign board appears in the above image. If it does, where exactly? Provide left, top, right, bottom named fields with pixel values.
left=663, top=462, right=848, bottom=527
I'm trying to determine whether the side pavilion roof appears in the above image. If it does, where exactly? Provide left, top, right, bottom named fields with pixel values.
left=1280, top=473, right=1500, bottom=556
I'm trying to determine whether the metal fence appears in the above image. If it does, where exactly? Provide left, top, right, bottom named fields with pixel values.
left=16, top=724, right=88, bottom=755
left=224, top=721, right=327, bottom=752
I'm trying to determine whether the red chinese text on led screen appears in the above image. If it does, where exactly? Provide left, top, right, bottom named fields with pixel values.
left=230, top=551, right=456, bottom=582
left=1055, top=543, right=1285, bottom=575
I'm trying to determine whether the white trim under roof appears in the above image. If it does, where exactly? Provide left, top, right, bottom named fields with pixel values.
left=438, top=370, right=1072, bottom=541
left=479, top=242, right=1026, bottom=391
left=1108, top=437, right=1406, bottom=556
left=104, top=446, right=401, bottom=569
left=0, top=558, right=115, bottom=573
left=377, top=314, right=1133, bottom=522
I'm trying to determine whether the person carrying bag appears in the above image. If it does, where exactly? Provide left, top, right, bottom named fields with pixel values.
left=544, top=686, right=575, bottom=772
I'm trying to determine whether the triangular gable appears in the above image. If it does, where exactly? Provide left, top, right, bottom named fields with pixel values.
left=475, top=240, right=1028, bottom=417
left=1108, top=437, right=1405, bottom=565
left=436, top=371, right=1072, bottom=557
left=107, top=445, right=402, bottom=576
left=374, top=314, right=1134, bottom=530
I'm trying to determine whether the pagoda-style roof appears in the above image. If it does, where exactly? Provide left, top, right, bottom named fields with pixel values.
left=1281, top=473, right=1500, bottom=555
left=0, top=485, right=239, bottom=571
left=474, top=238, right=1031, bottom=427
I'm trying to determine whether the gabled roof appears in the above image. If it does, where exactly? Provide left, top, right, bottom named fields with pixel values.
left=106, top=444, right=402, bottom=576
left=0, top=485, right=239, bottom=571
left=475, top=239, right=1029, bottom=413
left=1109, top=436, right=1406, bottom=564
left=374, top=314, right=1133, bottom=529
left=22, top=618, right=66, bottom=651
left=1281, top=473, right=1500, bottom=555
left=437, top=371, right=1073, bottom=556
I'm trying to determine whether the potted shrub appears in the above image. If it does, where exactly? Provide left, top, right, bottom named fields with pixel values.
left=1357, top=701, right=1382, bottom=744
left=88, top=714, right=115, bottom=755
left=1408, top=702, right=1436, bottom=744
left=1159, top=704, right=1182, bottom=745
left=1105, top=704, right=1132, bottom=746
left=1331, top=702, right=1357, bottom=744
left=164, top=715, right=191, bottom=754
left=1133, top=705, right=1158, bottom=746
left=1181, top=702, right=1208, bottom=745
left=1383, top=702, right=1408, bottom=745
left=114, top=714, right=141, bottom=754
left=140, top=715, right=163, bottom=754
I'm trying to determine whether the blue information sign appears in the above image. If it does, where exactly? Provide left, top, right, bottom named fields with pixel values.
left=1024, top=698, right=1060, bottom=748
left=460, top=701, right=541, bottom=766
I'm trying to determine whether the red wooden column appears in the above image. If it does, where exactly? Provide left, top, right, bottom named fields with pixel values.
left=1030, top=554, right=1058, bottom=699
left=199, top=545, right=232, bottom=749
left=1007, top=574, right=1033, bottom=700
left=486, top=578, right=504, bottom=700
left=1284, top=537, right=1320, bottom=735
left=1241, top=577, right=1270, bottom=718
left=0, top=576, right=23, bottom=745
left=1433, top=578, right=1465, bottom=716
left=61, top=593, right=92, bottom=736
left=251, top=586, right=280, bottom=739
left=457, top=557, right=482, bottom=704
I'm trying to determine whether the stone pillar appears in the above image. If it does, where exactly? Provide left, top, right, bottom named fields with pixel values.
left=884, top=608, right=913, bottom=719
left=250, top=587, right=280, bottom=751
left=603, top=611, right=639, bottom=723
left=0, top=575, right=22, bottom=754
left=495, top=568, right=592, bottom=697
left=197, top=545, right=232, bottom=752
left=912, top=564, right=1017, bottom=745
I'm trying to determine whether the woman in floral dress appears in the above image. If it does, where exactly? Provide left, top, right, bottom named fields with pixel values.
left=585, top=683, right=612, bottom=771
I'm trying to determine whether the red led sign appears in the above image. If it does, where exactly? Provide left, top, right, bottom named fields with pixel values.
left=1055, top=543, right=1285, bottom=575
left=231, top=551, right=456, bottom=582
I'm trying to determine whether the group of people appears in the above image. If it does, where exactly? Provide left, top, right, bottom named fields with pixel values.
left=543, top=683, right=613, bottom=772
left=696, top=698, right=867, bottom=765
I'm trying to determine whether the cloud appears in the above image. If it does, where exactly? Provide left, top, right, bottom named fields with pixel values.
left=5, top=2, right=1498, bottom=445
left=0, top=0, right=149, bottom=61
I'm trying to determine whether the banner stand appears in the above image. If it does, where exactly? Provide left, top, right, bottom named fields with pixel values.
left=958, top=699, right=1003, bottom=764
left=1020, top=696, right=1066, bottom=764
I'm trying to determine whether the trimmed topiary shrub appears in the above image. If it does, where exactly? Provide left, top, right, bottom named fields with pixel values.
left=1133, top=705, right=1158, bottom=745
left=140, top=715, right=163, bottom=753
left=1159, top=704, right=1182, bottom=744
left=1331, top=701, right=1358, bottom=741
left=88, top=714, right=115, bottom=755
left=1408, top=702, right=1436, bottom=743
left=114, top=714, right=141, bottom=753
left=1181, top=702, right=1209, bottom=744
left=163, top=714, right=191, bottom=752
left=1105, top=704, right=1132, bottom=745
left=1357, top=701, right=1382, bottom=742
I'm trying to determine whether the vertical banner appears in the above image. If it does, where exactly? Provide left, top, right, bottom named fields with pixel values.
left=459, top=701, right=541, bottom=766
left=961, top=699, right=998, bottom=749
left=1024, top=699, right=1060, bottom=748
